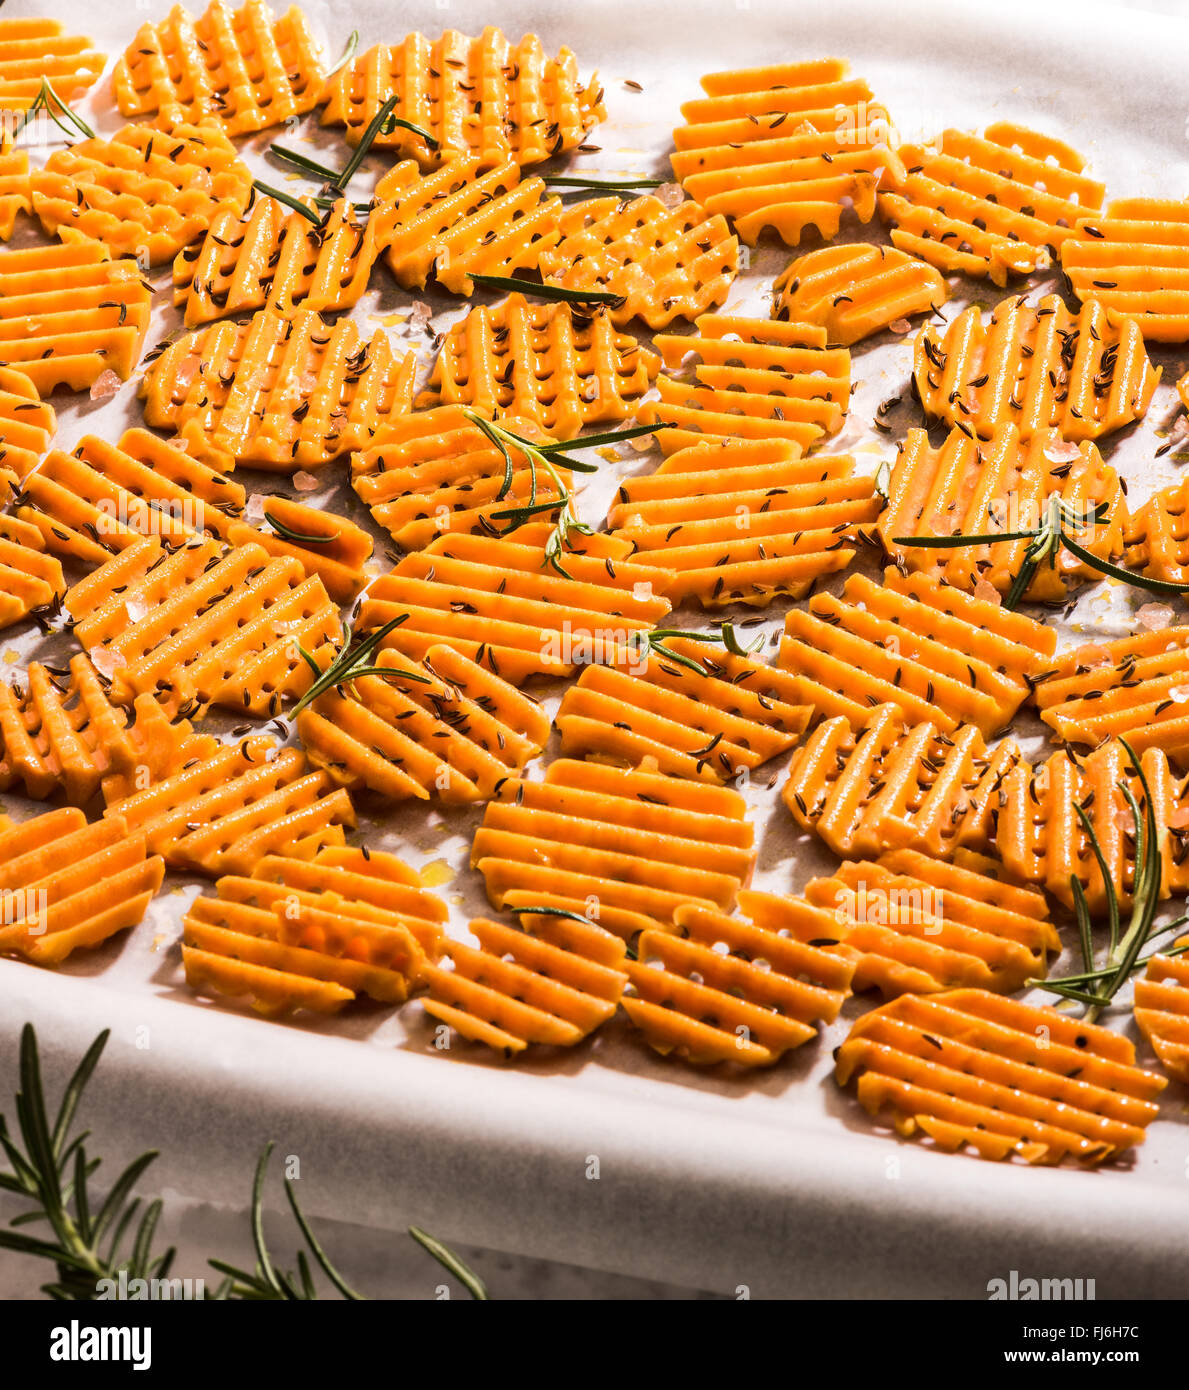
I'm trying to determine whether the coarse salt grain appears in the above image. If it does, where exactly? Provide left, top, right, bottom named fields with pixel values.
left=89, top=369, right=123, bottom=401
left=292, top=471, right=320, bottom=493
left=1136, top=603, right=1175, bottom=631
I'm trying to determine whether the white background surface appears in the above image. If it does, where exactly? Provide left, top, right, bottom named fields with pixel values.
left=3, top=0, right=1189, bottom=1300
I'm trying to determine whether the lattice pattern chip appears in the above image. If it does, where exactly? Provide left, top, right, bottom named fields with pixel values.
left=319, top=27, right=605, bottom=168
left=1135, top=936, right=1189, bottom=1084
left=0, top=17, right=105, bottom=112
left=879, top=123, right=1105, bottom=285
left=835, top=988, right=1165, bottom=1164
left=114, top=0, right=326, bottom=137
left=0, top=514, right=64, bottom=634
left=0, top=366, right=54, bottom=480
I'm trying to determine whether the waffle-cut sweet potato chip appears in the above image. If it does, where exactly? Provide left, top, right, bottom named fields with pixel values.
left=0, top=366, right=54, bottom=480
left=807, top=849, right=1057, bottom=997
left=783, top=703, right=1020, bottom=860
left=880, top=124, right=1104, bottom=286
left=914, top=293, right=1159, bottom=443
left=351, top=405, right=565, bottom=553
left=319, top=27, right=604, bottom=168
left=0, top=17, right=105, bottom=111
left=142, top=307, right=415, bottom=471
left=423, top=912, right=628, bottom=1055
left=104, top=735, right=355, bottom=876
left=31, top=122, right=253, bottom=267
left=623, top=894, right=854, bottom=1066
left=835, top=987, right=1165, bottom=1163
left=1180, top=370, right=1189, bottom=410
left=538, top=194, right=737, bottom=329
left=556, top=636, right=811, bottom=783
left=1061, top=199, right=1189, bottom=342
left=417, top=293, right=659, bottom=437
left=372, top=157, right=561, bottom=295
left=16, top=428, right=370, bottom=602
left=1124, top=478, right=1189, bottom=588
left=1135, top=936, right=1189, bottom=1083
left=173, top=192, right=373, bottom=327
left=0, top=653, right=215, bottom=805
left=182, top=856, right=437, bottom=1016
left=473, top=756, right=755, bottom=934
left=356, top=526, right=674, bottom=685
left=669, top=58, right=903, bottom=246
left=298, top=642, right=549, bottom=804
left=0, top=241, right=152, bottom=394
left=878, top=424, right=1128, bottom=600
left=0, top=146, right=30, bottom=240
left=0, top=514, right=64, bottom=632
left=772, top=243, right=947, bottom=346
left=607, top=435, right=875, bottom=605
left=995, top=740, right=1189, bottom=913
left=640, top=314, right=850, bottom=454
left=115, top=1, right=325, bottom=137
left=1031, top=627, right=1189, bottom=765
left=66, top=535, right=342, bottom=719
left=0, top=808, right=164, bottom=966
left=778, top=566, right=1053, bottom=737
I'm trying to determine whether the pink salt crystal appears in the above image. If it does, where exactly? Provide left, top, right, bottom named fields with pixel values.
left=1042, top=436, right=1082, bottom=464
left=655, top=182, right=685, bottom=210
left=89, top=369, right=123, bottom=401
left=292, top=471, right=320, bottom=493
left=972, top=576, right=1002, bottom=605
left=1136, top=603, right=1175, bottom=632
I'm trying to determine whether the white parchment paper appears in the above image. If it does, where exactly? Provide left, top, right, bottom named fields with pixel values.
left=2, top=0, right=1189, bottom=1299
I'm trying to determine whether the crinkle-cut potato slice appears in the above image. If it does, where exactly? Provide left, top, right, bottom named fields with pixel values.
left=669, top=57, right=903, bottom=246
left=246, top=845, right=448, bottom=956
left=879, top=123, right=1105, bottom=286
left=640, top=314, right=851, bottom=454
left=422, top=912, right=629, bottom=1056
left=0, top=653, right=215, bottom=805
left=298, top=642, right=550, bottom=804
left=0, top=514, right=65, bottom=633
left=0, top=808, right=164, bottom=967
left=141, top=307, right=415, bottom=471
left=1124, top=477, right=1189, bottom=588
left=606, top=436, right=876, bottom=606
left=173, top=193, right=375, bottom=327
left=319, top=27, right=605, bottom=169
left=65, top=535, right=342, bottom=720
left=1061, top=199, right=1189, bottom=342
left=877, top=424, right=1128, bottom=601
left=555, top=636, right=812, bottom=783
left=350, top=406, right=566, bottom=554
left=104, top=735, right=355, bottom=877
left=0, top=17, right=105, bottom=111
left=0, top=242, right=152, bottom=395
left=0, top=366, right=55, bottom=479
left=1135, top=936, right=1189, bottom=1084
left=777, top=566, right=1054, bottom=737
left=835, top=988, right=1165, bottom=1165
left=15, top=428, right=370, bottom=603
left=372, top=157, right=561, bottom=296
left=417, top=293, right=659, bottom=437
left=473, top=757, right=755, bottom=934
left=995, top=740, right=1189, bottom=914
left=1030, top=627, right=1189, bottom=765
left=913, top=293, right=1159, bottom=444
left=114, top=0, right=325, bottom=137
left=356, top=526, right=675, bottom=686
left=783, top=703, right=1020, bottom=860
left=0, top=146, right=30, bottom=240
left=31, top=122, right=253, bottom=268
left=772, top=243, right=947, bottom=346
left=805, top=849, right=1058, bottom=998
left=182, top=853, right=441, bottom=1016
left=537, top=193, right=738, bottom=329
left=623, top=894, right=855, bottom=1067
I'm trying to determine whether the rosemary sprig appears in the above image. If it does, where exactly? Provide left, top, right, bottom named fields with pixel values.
left=269, top=144, right=340, bottom=181
left=12, top=77, right=96, bottom=144
left=289, top=614, right=432, bottom=721
left=264, top=509, right=337, bottom=545
left=252, top=180, right=322, bottom=226
left=893, top=494, right=1189, bottom=609
left=1029, top=737, right=1186, bottom=1020
left=469, top=272, right=626, bottom=308
left=643, top=622, right=765, bottom=676
left=0, top=1026, right=173, bottom=1299
left=325, top=28, right=360, bottom=80
left=334, top=95, right=438, bottom=192
left=408, top=1227, right=489, bottom=1300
